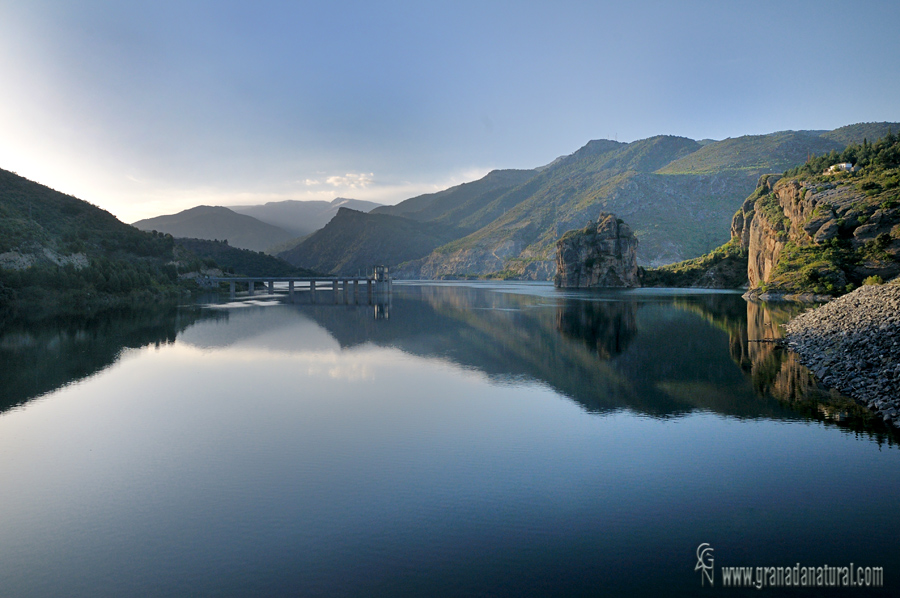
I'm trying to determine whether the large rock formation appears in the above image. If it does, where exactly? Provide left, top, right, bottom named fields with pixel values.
left=731, top=174, right=785, bottom=288
left=732, top=173, right=900, bottom=299
left=554, top=214, right=639, bottom=288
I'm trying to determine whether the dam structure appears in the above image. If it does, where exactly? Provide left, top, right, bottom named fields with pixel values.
left=206, top=266, right=392, bottom=305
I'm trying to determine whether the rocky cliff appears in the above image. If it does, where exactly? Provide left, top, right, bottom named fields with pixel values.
left=554, top=214, right=639, bottom=288
left=731, top=174, right=785, bottom=289
left=732, top=171, right=900, bottom=298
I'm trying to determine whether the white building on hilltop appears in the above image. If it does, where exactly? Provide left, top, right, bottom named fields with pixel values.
left=824, top=162, right=855, bottom=174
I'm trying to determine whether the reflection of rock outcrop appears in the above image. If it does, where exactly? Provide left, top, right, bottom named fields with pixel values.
left=743, top=301, right=832, bottom=401
left=300, top=286, right=637, bottom=413
left=726, top=300, right=887, bottom=436
left=0, top=306, right=219, bottom=413
left=6, top=285, right=893, bottom=439
left=660, top=294, right=892, bottom=438
left=555, top=299, right=636, bottom=359
left=681, top=295, right=814, bottom=402
left=303, top=286, right=796, bottom=418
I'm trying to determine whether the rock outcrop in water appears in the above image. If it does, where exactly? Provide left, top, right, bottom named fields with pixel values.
left=554, top=214, right=639, bottom=288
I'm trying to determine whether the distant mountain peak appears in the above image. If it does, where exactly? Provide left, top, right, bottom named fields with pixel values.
left=181, top=204, right=232, bottom=213
left=227, top=197, right=383, bottom=239
left=330, top=197, right=365, bottom=207
left=579, top=139, right=625, bottom=153
left=335, top=206, right=364, bottom=215
left=132, top=205, right=293, bottom=252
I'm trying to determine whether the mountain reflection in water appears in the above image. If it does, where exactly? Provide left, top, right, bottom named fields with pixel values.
left=0, top=306, right=220, bottom=413
left=281, top=284, right=894, bottom=440
left=0, top=283, right=892, bottom=442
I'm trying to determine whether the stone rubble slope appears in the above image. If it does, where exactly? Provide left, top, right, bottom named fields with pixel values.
left=784, top=280, right=900, bottom=426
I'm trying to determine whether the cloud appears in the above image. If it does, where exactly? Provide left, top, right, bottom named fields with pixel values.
left=325, top=172, right=373, bottom=189
left=303, top=178, right=321, bottom=186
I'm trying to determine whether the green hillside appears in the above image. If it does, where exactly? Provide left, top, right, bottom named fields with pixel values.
left=819, top=122, right=899, bottom=146
left=591, top=135, right=701, bottom=172
left=175, top=238, right=318, bottom=277
left=641, top=131, right=900, bottom=295
left=278, top=208, right=461, bottom=275
left=372, top=168, right=538, bottom=230
left=119, top=122, right=898, bottom=282
left=276, top=169, right=541, bottom=275
left=0, top=168, right=189, bottom=319
left=407, top=135, right=756, bottom=277
left=754, top=133, right=900, bottom=296
left=401, top=123, right=900, bottom=279
left=432, top=138, right=685, bottom=252
left=656, top=131, right=844, bottom=175
left=639, top=239, right=748, bottom=288
left=232, top=197, right=383, bottom=238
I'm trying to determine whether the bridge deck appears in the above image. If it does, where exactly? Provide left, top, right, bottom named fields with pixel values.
left=206, top=275, right=392, bottom=300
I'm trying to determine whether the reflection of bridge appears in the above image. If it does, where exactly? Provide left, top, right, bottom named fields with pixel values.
left=206, top=274, right=392, bottom=304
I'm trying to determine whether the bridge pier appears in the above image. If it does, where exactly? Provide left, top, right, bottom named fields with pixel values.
left=332, top=280, right=338, bottom=303
left=248, top=281, right=255, bottom=296
left=230, top=281, right=236, bottom=299
left=268, top=280, right=274, bottom=294
left=288, top=280, right=294, bottom=301
left=374, top=302, right=389, bottom=319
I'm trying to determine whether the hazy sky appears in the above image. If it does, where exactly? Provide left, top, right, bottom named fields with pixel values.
left=1, top=1, right=898, bottom=222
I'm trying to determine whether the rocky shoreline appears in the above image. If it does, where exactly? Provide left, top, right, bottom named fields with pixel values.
left=783, top=280, right=900, bottom=428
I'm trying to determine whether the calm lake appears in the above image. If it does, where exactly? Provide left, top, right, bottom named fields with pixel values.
left=1, top=282, right=897, bottom=597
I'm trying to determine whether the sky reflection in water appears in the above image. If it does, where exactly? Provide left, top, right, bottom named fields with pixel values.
left=0, top=283, right=897, bottom=597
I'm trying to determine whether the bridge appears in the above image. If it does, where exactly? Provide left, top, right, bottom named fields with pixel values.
left=205, top=267, right=392, bottom=305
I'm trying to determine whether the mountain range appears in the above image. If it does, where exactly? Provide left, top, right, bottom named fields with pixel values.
left=277, top=122, right=899, bottom=277
left=127, top=122, right=899, bottom=279
left=231, top=197, right=383, bottom=237
left=131, top=197, right=384, bottom=253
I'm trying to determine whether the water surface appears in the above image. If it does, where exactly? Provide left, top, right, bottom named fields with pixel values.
left=0, top=283, right=896, bottom=596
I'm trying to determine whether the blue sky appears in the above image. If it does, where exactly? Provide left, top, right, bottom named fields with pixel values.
left=1, top=0, right=898, bottom=222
